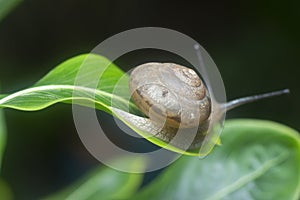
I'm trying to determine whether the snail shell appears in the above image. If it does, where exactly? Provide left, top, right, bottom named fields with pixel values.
left=129, top=63, right=211, bottom=129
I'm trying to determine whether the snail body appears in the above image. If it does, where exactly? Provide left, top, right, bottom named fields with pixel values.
left=129, top=62, right=289, bottom=150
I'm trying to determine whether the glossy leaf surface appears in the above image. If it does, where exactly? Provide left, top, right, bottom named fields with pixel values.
left=134, top=119, right=300, bottom=200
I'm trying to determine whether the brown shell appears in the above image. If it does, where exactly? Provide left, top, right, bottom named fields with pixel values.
left=129, top=63, right=211, bottom=129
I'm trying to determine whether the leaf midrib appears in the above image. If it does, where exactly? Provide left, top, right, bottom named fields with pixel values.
left=0, top=85, right=135, bottom=109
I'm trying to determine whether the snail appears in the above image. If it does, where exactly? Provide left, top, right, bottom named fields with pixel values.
left=128, top=62, right=289, bottom=151
left=129, top=63, right=211, bottom=129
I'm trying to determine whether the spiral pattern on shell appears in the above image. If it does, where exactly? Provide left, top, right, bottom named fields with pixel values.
left=129, top=63, right=211, bottom=130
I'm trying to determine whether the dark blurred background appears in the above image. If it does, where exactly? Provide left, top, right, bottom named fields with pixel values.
left=0, top=0, right=299, bottom=199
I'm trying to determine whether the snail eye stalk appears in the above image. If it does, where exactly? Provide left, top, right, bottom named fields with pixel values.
left=224, top=89, right=290, bottom=111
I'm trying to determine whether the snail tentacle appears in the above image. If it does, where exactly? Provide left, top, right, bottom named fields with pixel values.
left=224, top=89, right=290, bottom=111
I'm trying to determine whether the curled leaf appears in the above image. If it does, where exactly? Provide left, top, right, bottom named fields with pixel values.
left=0, top=54, right=209, bottom=156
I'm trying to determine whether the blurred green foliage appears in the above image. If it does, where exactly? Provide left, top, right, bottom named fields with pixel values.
left=0, top=0, right=299, bottom=199
left=45, top=157, right=145, bottom=200
left=0, top=0, right=21, bottom=22
left=0, top=108, right=6, bottom=171
left=0, top=179, right=13, bottom=200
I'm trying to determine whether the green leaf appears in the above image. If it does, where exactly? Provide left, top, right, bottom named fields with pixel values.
left=45, top=157, right=145, bottom=200
left=134, top=119, right=300, bottom=200
left=0, top=179, right=13, bottom=200
left=0, top=0, right=22, bottom=22
left=0, top=54, right=135, bottom=113
left=0, top=54, right=204, bottom=156
left=0, top=108, right=6, bottom=172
